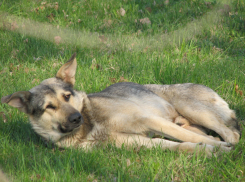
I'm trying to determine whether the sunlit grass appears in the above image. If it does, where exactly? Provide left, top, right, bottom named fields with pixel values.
left=0, top=0, right=235, bottom=52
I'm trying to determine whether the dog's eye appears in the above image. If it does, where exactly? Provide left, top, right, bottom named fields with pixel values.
left=46, top=105, right=56, bottom=110
left=64, top=94, right=71, bottom=102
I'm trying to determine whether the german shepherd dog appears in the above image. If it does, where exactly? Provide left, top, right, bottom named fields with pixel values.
left=1, top=53, right=240, bottom=156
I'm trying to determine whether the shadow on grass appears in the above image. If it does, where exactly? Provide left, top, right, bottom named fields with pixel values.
left=0, top=117, right=43, bottom=146
left=0, top=29, right=76, bottom=63
left=0, top=117, right=126, bottom=180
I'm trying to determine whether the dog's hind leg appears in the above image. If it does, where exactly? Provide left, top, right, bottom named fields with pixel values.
left=113, top=133, right=230, bottom=156
left=174, top=116, right=208, bottom=136
left=144, top=84, right=240, bottom=145
left=141, top=116, right=231, bottom=147
left=177, top=109, right=240, bottom=145
left=174, top=116, right=221, bottom=141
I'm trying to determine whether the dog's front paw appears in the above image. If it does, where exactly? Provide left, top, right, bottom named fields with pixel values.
left=178, top=142, right=232, bottom=157
left=200, top=143, right=232, bottom=157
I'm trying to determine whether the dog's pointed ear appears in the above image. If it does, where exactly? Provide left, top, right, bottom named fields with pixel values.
left=1, top=91, right=32, bottom=114
left=56, top=53, right=77, bottom=86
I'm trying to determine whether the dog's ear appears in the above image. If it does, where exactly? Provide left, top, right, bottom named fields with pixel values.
left=1, top=91, right=32, bottom=114
left=56, top=53, right=77, bottom=86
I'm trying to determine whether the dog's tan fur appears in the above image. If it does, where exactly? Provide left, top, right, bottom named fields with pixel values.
left=1, top=53, right=240, bottom=156
left=0, top=170, right=9, bottom=182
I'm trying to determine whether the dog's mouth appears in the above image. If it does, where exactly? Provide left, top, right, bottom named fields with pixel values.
left=58, top=112, right=84, bottom=133
left=58, top=122, right=82, bottom=133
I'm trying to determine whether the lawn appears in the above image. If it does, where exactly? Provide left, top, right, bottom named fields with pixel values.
left=0, top=0, right=245, bottom=181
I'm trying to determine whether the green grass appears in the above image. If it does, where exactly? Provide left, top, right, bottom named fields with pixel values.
left=0, top=0, right=245, bottom=181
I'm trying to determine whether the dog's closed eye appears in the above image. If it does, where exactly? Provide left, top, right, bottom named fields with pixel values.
left=46, top=105, right=56, bottom=110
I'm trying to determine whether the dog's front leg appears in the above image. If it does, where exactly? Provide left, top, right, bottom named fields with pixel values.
left=76, top=141, right=97, bottom=151
left=112, top=133, right=230, bottom=156
left=56, top=138, right=97, bottom=151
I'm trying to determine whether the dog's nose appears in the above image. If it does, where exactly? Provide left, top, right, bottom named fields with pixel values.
left=68, top=112, right=82, bottom=124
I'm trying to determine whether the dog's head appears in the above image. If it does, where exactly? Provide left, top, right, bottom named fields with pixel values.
left=1, top=53, right=85, bottom=143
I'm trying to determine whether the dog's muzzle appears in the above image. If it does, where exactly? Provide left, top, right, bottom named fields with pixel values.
left=68, top=112, right=82, bottom=124
left=58, top=112, right=84, bottom=133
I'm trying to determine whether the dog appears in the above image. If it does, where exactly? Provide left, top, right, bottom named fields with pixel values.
left=1, top=53, right=240, bottom=156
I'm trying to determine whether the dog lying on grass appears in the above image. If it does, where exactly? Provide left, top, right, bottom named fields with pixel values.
left=1, top=53, right=240, bottom=156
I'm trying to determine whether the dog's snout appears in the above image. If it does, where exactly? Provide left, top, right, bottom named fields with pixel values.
left=68, top=112, right=82, bottom=124
left=59, top=112, right=83, bottom=133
